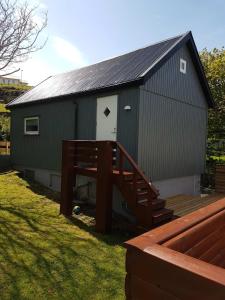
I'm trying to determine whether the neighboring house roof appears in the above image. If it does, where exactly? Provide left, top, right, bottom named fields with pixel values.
left=7, top=31, right=214, bottom=108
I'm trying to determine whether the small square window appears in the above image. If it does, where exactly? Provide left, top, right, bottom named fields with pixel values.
left=180, top=58, right=187, bottom=74
left=24, top=117, right=39, bottom=135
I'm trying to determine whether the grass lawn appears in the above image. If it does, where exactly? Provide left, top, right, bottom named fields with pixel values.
left=0, top=171, right=126, bottom=300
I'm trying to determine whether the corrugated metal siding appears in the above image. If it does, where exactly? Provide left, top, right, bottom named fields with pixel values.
left=117, top=88, right=139, bottom=159
left=11, top=99, right=77, bottom=171
left=11, top=87, right=139, bottom=171
left=144, top=45, right=207, bottom=109
left=76, top=96, right=96, bottom=140
left=138, top=45, right=208, bottom=181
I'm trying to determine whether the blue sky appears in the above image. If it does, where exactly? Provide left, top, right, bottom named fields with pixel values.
left=18, top=0, right=225, bottom=85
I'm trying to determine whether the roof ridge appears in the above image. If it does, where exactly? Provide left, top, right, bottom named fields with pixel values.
left=51, top=32, right=187, bottom=78
left=140, top=31, right=190, bottom=77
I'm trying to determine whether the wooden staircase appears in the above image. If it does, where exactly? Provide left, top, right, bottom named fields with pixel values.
left=60, top=140, right=173, bottom=233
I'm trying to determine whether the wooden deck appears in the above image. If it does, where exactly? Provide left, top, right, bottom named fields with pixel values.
left=166, top=193, right=225, bottom=217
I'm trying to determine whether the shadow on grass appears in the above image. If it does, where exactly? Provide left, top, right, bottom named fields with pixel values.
left=17, top=170, right=61, bottom=204
left=67, top=214, right=132, bottom=246
left=0, top=208, right=118, bottom=299
left=0, top=179, right=126, bottom=299
left=0, top=168, right=12, bottom=174
left=15, top=172, right=134, bottom=245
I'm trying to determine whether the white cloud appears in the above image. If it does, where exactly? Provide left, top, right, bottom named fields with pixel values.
left=7, top=36, right=87, bottom=86
left=52, top=36, right=87, bottom=68
left=19, top=56, right=57, bottom=86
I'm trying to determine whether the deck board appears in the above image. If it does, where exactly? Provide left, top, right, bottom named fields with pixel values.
left=166, top=193, right=225, bottom=217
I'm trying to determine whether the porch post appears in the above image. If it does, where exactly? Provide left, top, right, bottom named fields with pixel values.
left=60, top=140, right=75, bottom=216
left=96, top=141, right=113, bottom=233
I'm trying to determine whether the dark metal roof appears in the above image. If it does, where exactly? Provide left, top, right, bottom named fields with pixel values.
left=7, top=31, right=214, bottom=108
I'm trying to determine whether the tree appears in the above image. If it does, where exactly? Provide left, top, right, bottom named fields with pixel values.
left=0, top=0, right=47, bottom=76
left=200, top=48, right=225, bottom=139
left=200, top=48, right=225, bottom=188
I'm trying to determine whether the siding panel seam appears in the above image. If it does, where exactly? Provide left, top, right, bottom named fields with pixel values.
left=140, top=87, right=207, bottom=111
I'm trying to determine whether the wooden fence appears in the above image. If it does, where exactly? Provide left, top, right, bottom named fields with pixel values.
left=0, top=141, right=10, bottom=154
left=215, top=165, right=225, bottom=193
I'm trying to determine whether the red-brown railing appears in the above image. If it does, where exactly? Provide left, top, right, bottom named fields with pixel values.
left=61, top=140, right=159, bottom=231
left=65, top=140, right=99, bottom=167
left=61, top=140, right=159, bottom=204
left=113, top=142, right=159, bottom=200
left=61, top=140, right=115, bottom=232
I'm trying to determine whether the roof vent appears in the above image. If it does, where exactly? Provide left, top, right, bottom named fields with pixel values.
left=180, top=58, right=187, bottom=74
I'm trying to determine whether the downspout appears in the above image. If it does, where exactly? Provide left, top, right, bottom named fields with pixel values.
left=73, top=102, right=78, bottom=139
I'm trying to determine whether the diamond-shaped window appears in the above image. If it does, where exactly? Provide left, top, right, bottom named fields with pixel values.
left=104, top=107, right=111, bottom=117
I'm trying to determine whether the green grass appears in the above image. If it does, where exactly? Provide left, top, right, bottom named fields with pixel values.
left=0, top=103, right=9, bottom=113
left=0, top=171, right=126, bottom=300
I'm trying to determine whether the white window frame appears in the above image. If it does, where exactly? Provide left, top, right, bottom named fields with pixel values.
left=180, top=58, right=187, bottom=74
left=24, top=116, right=39, bottom=135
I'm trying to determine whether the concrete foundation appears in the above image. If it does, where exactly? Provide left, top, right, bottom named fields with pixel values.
left=153, top=175, right=201, bottom=198
left=14, top=166, right=201, bottom=217
left=14, top=165, right=61, bottom=191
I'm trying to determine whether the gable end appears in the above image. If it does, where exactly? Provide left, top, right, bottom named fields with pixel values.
left=142, top=31, right=214, bottom=108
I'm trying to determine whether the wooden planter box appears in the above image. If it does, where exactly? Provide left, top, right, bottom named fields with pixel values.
left=125, top=198, right=225, bottom=299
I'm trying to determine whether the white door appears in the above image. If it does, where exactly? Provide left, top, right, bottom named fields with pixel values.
left=96, top=95, right=118, bottom=140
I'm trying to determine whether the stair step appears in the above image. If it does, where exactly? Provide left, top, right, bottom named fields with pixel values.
left=127, top=179, right=149, bottom=189
left=137, top=192, right=149, bottom=200
left=152, top=198, right=166, bottom=210
left=113, top=170, right=134, bottom=177
left=138, top=199, right=148, bottom=205
left=152, top=208, right=173, bottom=224
left=137, top=198, right=166, bottom=208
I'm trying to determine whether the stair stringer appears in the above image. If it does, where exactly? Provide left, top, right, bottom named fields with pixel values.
left=114, top=177, right=154, bottom=228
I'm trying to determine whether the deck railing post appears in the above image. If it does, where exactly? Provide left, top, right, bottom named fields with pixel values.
left=96, top=141, right=113, bottom=233
left=60, top=140, right=75, bottom=216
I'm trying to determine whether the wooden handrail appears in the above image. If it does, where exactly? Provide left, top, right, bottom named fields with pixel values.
left=61, top=140, right=159, bottom=209
left=114, top=142, right=159, bottom=198
left=61, top=140, right=163, bottom=231
left=63, top=140, right=159, bottom=198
